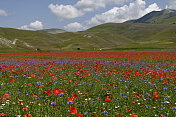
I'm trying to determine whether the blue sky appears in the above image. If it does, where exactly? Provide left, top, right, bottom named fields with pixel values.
left=0, top=0, right=175, bottom=31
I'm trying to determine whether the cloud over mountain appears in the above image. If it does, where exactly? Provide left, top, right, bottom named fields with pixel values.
left=19, top=21, right=43, bottom=30
left=64, top=22, right=85, bottom=32
left=86, top=0, right=161, bottom=27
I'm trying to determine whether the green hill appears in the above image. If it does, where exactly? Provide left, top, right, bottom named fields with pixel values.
left=0, top=27, right=65, bottom=52
left=86, top=23, right=176, bottom=50
left=0, top=22, right=176, bottom=52
left=0, top=9, right=176, bottom=52
left=126, top=9, right=176, bottom=24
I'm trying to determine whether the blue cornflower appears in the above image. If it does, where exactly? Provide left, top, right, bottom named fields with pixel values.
left=145, top=105, right=150, bottom=108
left=84, top=112, right=89, bottom=115
left=163, top=87, right=168, bottom=90
left=42, top=100, right=45, bottom=103
left=92, top=101, right=95, bottom=103
left=67, top=101, right=72, bottom=104
left=104, top=111, right=108, bottom=114
left=51, top=102, right=56, bottom=105
left=60, top=93, right=64, bottom=96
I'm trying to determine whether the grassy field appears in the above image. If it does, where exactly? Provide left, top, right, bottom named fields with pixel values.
left=0, top=52, right=175, bottom=116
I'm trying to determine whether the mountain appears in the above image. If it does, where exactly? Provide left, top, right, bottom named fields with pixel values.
left=86, top=23, right=176, bottom=50
left=0, top=9, right=176, bottom=52
left=0, top=27, right=133, bottom=52
left=126, top=9, right=176, bottom=24
left=0, top=22, right=176, bottom=52
left=39, top=28, right=66, bottom=34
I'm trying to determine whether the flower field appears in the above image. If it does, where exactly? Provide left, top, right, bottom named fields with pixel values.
left=0, top=52, right=176, bottom=117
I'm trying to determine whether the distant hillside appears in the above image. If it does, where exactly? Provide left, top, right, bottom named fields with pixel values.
left=0, top=27, right=133, bottom=52
left=126, top=9, right=176, bottom=24
left=0, top=27, right=66, bottom=52
left=39, top=28, right=66, bottom=34
left=1, top=8, right=176, bottom=52
left=86, top=23, right=176, bottom=50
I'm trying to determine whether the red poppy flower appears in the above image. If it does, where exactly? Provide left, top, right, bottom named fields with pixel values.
left=101, top=109, right=105, bottom=112
left=54, top=106, right=57, bottom=110
left=0, top=96, right=3, bottom=101
left=33, top=93, right=37, bottom=97
left=10, top=80, right=14, bottom=83
left=1, top=113, right=7, bottom=116
left=4, top=94, right=9, bottom=99
left=85, top=92, right=89, bottom=95
left=54, top=88, right=60, bottom=95
left=105, top=97, right=111, bottom=103
left=23, top=106, right=28, bottom=111
left=154, top=92, right=159, bottom=98
left=47, top=89, right=51, bottom=95
left=24, top=113, right=32, bottom=117
left=117, top=114, right=122, bottom=117
left=131, top=113, right=138, bottom=117
left=28, top=83, right=32, bottom=86
left=73, top=94, right=78, bottom=99
left=77, top=113, right=83, bottom=117
left=70, top=106, right=77, bottom=114
left=68, top=97, right=73, bottom=101
left=136, top=93, right=141, bottom=98
left=110, top=83, right=115, bottom=87
left=65, top=89, right=68, bottom=92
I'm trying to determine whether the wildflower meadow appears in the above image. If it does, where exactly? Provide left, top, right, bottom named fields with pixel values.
left=0, top=52, right=175, bottom=117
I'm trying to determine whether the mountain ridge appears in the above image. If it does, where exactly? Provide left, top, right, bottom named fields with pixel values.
left=126, top=9, right=176, bottom=24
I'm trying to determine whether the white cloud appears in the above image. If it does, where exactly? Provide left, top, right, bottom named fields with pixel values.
left=75, top=0, right=130, bottom=12
left=64, top=22, right=85, bottom=32
left=20, top=21, right=43, bottom=30
left=48, top=4, right=83, bottom=20
left=86, top=0, right=161, bottom=27
left=0, top=9, right=7, bottom=16
left=168, top=0, right=176, bottom=9
left=48, top=0, right=130, bottom=20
